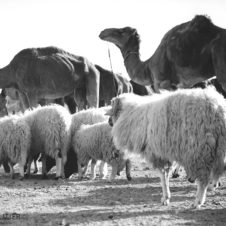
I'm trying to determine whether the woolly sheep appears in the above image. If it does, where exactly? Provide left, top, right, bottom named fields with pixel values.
left=106, top=87, right=226, bottom=208
left=72, top=121, right=132, bottom=180
left=0, top=114, right=31, bottom=179
left=70, top=106, right=111, bottom=178
left=70, top=106, right=131, bottom=179
left=21, top=104, right=72, bottom=179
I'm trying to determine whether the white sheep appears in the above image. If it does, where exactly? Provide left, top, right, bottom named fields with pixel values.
left=0, top=114, right=31, bottom=179
left=70, top=107, right=110, bottom=178
left=72, top=121, right=131, bottom=180
left=21, top=104, right=72, bottom=179
left=106, top=87, right=226, bottom=208
left=71, top=107, right=131, bottom=180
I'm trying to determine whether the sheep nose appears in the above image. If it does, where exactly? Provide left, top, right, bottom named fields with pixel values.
left=108, top=117, right=113, bottom=127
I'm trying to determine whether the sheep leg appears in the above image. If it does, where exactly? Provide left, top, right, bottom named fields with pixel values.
left=158, top=168, right=171, bottom=205
left=172, top=164, right=181, bottom=178
left=60, top=154, right=67, bottom=179
left=55, top=156, right=62, bottom=179
left=90, top=159, right=97, bottom=180
left=110, top=162, right=118, bottom=181
left=99, top=161, right=108, bottom=179
left=25, top=156, right=33, bottom=178
left=18, top=162, right=25, bottom=180
left=18, top=153, right=27, bottom=180
left=125, top=159, right=132, bottom=181
left=33, top=159, right=38, bottom=174
left=41, top=154, right=48, bottom=179
left=78, top=161, right=84, bottom=180
left=194, top=180, right=208, bottom=208
left=8, top=162, right=14, bottom=179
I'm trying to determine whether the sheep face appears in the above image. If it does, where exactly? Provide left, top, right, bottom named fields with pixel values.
left=105, top=96, right=122, bottom=127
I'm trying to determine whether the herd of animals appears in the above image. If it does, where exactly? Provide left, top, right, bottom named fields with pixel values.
left=0, top=14, right=226, bottom=209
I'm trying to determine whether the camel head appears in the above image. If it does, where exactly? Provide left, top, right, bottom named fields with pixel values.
left=99, top=27, right=140, bottom=55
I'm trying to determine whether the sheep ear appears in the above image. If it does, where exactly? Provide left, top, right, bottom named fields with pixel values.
left=105, top=108, right=113, bottom=116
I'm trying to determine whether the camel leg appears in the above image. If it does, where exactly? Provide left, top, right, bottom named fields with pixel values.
left=86, top=68, right=100, bottom=108
left=157, top=168, right=171, bottom=205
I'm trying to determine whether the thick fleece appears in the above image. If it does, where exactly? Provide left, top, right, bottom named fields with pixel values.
left=73, top=121, right=131, bottom=180
left=22, top=104, right=72, bottom=178
left=108, top=87, right=226, bottom=207
left=0, top=114, right=31, bottom=178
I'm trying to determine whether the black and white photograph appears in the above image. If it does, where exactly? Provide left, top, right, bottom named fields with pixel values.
left=0, top=0, right=226, bottom=225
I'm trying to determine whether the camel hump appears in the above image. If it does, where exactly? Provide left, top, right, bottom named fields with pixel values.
left=167, top=15, right=218, bottom=67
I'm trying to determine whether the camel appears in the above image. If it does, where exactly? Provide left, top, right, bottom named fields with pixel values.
left=95, top=64, right=133, bottom=106
left=0, top=46, right=99, bottom=110
left=99, top=15, right=226, bottom=93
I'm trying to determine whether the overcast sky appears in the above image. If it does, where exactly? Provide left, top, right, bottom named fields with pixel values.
left=0, top=0, right=225, bottom=77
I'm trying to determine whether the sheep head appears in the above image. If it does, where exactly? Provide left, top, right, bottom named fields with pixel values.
left=105, top=96, right=122, bottom=126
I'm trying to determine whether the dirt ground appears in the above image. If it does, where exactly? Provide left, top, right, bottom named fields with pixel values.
left=0, top=156, right=225, bottom=226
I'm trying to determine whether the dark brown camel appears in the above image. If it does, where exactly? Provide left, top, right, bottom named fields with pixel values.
left=99, top=15, right=226, bottom=93
left=0, top=46, right=99, bottom=109
left=95, top=64, right=133, bottom=106
left=130, top=80, right=153, bottom=96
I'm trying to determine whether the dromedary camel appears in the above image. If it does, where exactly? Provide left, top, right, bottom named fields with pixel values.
left=0, top=46, right=99, bottom=109
left=99, top=15, right=226, bottom=92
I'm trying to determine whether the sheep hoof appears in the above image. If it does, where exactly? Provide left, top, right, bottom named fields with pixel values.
left=161, top=197, right=170, bottom=206
left=19, top=176, right=24, bottom=181
left=172, top=173, right=180, bottom=178
left=24, top=174, right=30, bottom=179
left=191, top=203, right=202, bottom=209
left=127, top=176, right=132, bottom=181
left=188, top=178, right=195, bottom=183
left=33, top=169, right=38, bottom=174
left=42, top=174, right=48, bottom=180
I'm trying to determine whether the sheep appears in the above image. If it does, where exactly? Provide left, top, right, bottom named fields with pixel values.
left=172, top=76, right=226, bottom=179
left=21, top=104, right=72, bottom=179
left=72, top=121, right=132, bottom=180
left=0, top=114, right=31, bottom=179
left=106, top=87, right=226, bottom=208
left=70, top=106, right=132, bottom=180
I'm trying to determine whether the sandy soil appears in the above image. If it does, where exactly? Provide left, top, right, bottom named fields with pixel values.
left=0, top=157, right=225, bottom=226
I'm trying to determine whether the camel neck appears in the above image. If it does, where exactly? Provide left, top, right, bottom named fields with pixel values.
left=0, top=65, right=14, bottom=88
left=123, top=51, right=154, bottom=87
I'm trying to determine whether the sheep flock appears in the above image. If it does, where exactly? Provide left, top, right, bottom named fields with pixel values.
left=0, top=86, right=226, bottom=209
